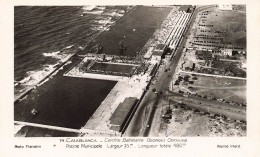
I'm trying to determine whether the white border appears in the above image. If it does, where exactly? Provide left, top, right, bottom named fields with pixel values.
left=0, top=0, right=259, bottom=157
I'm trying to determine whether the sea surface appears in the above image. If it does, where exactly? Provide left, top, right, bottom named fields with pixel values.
left=14, top=6, right=132, bottom=136
left=14, top=6, right=132, bottom=97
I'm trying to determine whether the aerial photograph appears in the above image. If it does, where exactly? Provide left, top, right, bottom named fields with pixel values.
left=14, top=5, right=246, bottom=137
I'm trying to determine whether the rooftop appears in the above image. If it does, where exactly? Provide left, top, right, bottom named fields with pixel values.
left=144, top=47, right=154, bottom=59
left=196, top=49, right=212, bottom=58
left=152, top=51, right=164, bottom=56
left=179, top=5, right=192, bottom=12
left=109, top=97, right=138, bottom=127
left=154, top=44, right=167, bottom=51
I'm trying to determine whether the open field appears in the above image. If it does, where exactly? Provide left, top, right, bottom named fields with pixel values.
left=172, top=72, right=246, bottom=104
left=79, top=6, right=172, bottom=56
left=190, top=75, right=246, bottom=104
left=159, top=103, right=246, bottom=137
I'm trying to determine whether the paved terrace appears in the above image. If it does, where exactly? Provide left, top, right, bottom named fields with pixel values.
left=82, top=72, right=153, bottom=136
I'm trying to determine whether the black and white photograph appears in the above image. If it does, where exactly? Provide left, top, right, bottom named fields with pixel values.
left=13, top=4, right=247, bottom=137
left=1, top=0, right=260, bottom=156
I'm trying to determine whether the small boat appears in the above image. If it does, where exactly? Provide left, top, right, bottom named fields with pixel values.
left=31, top=109, right=39, bottom=115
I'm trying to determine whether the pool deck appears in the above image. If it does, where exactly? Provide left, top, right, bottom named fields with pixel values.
left=64, top=71, right=127, bottom=81
left=82, top=73, right=152, bottom=136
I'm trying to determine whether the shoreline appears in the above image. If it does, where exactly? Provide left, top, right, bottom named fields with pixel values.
left=14, top=6, right=136, bottom=104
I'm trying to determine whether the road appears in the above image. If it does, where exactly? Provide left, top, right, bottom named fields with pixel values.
left=124, top=5, right=216, bottom=137
left=180, top=70, right=247, bottom=80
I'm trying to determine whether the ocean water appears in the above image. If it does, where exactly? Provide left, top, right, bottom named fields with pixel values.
left=14, top=6, right=132, bottom=97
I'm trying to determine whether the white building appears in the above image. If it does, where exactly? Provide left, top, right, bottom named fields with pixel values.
left=222, top=49, right=232, bottom=56
left=218, top=4, right=232, bottom=10
left=143, top=47, right=154, bottom=60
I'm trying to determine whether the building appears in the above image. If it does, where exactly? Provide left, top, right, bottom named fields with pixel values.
left=179, top=5, right=193, bottom=13
left=185, top=61, right=195, bottom=71
left=218, top=4, right=232, bottom=10
left=222, top=49, right=232, bottom=56
left=143, top=47, right=154, bottom=59
left=195, top=49, right=212, bottom=59
left=108, top=97, right=138, bottom=132
left=151, top=44, right=168, bottom=60
left=241, top=61, right=247, bottom=69
left=153, top=44, right=167, bottom=52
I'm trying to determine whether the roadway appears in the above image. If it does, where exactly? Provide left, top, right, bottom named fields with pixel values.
left=124, top=5, right=216, bottom=137
left=180, top=70, right=247, bottom=80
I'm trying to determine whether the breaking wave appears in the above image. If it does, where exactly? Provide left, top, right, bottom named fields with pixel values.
left=16, top=76, right=31, bottom=85
left=82, top=5, right=96, bottom=11
left=82, top=6, right=106, bottom=15
left=23, top=65, right=57, bottom=86
left=102, top=10, right=124, bottom=17
left=43, top=51, right=60, bottom=57
left=42, top=45, right=74, bottom=61
left=94, top=17, right=114, bottom=25
left=64, top=45, right=73, bottom=49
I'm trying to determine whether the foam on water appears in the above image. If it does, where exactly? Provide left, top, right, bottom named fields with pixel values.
left=82, top=5, right=96, bottom=11
left=104, top=27, right=110, bottom=31
left=64, top=45, right=73, bottom=49
left=102, top=10, right=124, bottom=17
left=19, top=60, right=67, bottom=89
left=78, top=46, right=84, bottom=50
left=91, top=25, right=110, bottom=31
left=117, top=9, right=125, bottom=14
left=43, top=51, right=60, bottom=57
left=24, top=67, right=55, bottom=86
left=85, top=10, right=104, bottom=15
left=83, top=6, right=106, bottom=15
left=16, top=76, right=31, bottom=85
left=94, top=17, right=114, bottom=25
left=43, top=45, right=74, bottom=61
